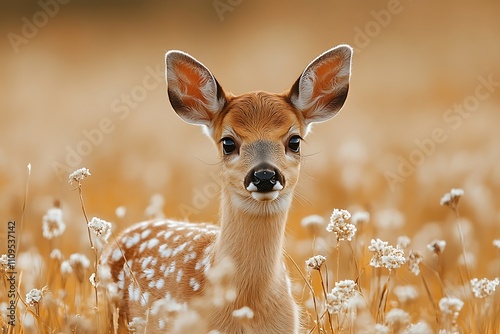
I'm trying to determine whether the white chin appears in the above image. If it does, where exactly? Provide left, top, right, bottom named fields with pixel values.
left=251, top=191, right=280, bottom=201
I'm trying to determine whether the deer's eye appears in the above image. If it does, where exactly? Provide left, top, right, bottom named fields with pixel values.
left=222, top=137, right=237, bottom=155
left=288, top=135, right=301, bottom=153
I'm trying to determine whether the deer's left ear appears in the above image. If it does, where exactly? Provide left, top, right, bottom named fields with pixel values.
left=288, top=45, right=352, bottom=130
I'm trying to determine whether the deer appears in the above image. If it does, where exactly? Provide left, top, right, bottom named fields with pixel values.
left=102, top=44, right=352, bottom=333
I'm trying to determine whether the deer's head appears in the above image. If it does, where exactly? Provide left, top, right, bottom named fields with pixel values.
left=166, top=45, right=352, bottom=214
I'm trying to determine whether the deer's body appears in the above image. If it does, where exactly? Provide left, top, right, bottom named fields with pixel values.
left=103, top=45, right=352, bottom=333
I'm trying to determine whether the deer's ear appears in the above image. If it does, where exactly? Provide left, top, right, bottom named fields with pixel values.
left=166, top=51, right=226, bottom=128
left=288, top=45, right=352, bottom=130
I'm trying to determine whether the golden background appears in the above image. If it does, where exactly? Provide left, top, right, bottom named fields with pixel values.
left=1, top=0, right=499, bottom=327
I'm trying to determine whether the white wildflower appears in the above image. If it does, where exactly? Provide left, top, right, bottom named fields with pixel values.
left=427, top=239, right=446, bottom=255
left=351, top=211, right=370, bottom=225
left=327, top=209, right=356, bottom=241
left=145, top=193, right=165, bottom=219
left=232, top=306, right=254, bottom=320
left=326, top=279, right=357, bottom=314
left=368, top=238, right=406, bottom=270
left=439, top=297, right=463, bottom=315
left=300, top=214, right=326, bottom=234
left=115, top=206, right=127, bottom=218
left=386, top=308, right=410, bottom=325
left=403, top=321, right=433, bottom=334
left=397, top=235, right=411, bottom=249
left=89, top=273, right=98, bottom=288
left=69, top=253, right=90, bottom=282
left=394, top=285, right=419, bottom=303
left=493, top=239, right=500, bottom=250
left=26, top=288, right=42, bottom=306
left=42, top=207, right=66, bottom=239
left=60, top=260, right=73, bottom=275
left=88, top=217, right=112, bottom=242
left=470, top=277, right=500, bottom=298
left=0, top=254, right=10, bottom=272
left=49, top=249, right=63, bottom=261
left=407, top=250, right=423, bottom=276
left=374, top=323, right=390, bottom=334
left=68, top=167, right=91, bottom=184
left=440, top=188, right=464, bottom=209
left=305, top=255, right=326, bottom=271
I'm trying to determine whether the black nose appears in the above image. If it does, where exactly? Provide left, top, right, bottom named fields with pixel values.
left=245, top=163, right=284, bottom=192
left=252, top=170, right=276, bottom=192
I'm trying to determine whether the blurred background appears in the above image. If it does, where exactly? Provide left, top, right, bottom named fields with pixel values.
left=1, top=0, right=499, bottom=279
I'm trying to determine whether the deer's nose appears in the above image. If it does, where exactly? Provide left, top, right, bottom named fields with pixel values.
left=245, top=163, right=284, bottom=193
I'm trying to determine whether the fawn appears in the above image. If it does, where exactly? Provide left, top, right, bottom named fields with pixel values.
left=103, top=44, right=352, bottom=333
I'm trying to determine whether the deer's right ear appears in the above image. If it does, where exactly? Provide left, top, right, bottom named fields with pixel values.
left=166, top=51, right=226, bottom=128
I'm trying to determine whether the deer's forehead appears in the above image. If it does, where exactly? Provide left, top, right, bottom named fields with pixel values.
left=214, top=92, right=303, bottom=141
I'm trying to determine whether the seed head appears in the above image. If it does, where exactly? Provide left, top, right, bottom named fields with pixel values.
left=305, top=255, right=326, bottom=271
left=326, top=279, right=357, bottom=314
left=440, top=188, right=464, bottom=209
left=470, top=277, right=500, bottom=298
left=42, top=207, right=65, bottom=239
left=68, top=167, right=91, bottom=184
left=368, top=238, right=406, bottom=270
left=88, top=217, right=112, bottom=242
left=26, top=288, right=42, bottom=306
left=327, top=209, right=356, bottom=241
left=427, top=239, right=446, bottom=255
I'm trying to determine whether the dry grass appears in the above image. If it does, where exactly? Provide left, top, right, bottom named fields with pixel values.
left=1, top=166, right=499, bottom=333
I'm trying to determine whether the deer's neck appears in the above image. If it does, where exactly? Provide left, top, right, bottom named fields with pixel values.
left=213, top=191, right=292, bottom=303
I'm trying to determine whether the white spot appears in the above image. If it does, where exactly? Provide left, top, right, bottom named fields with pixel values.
left=160, top=264, right=166, bottom=273
left=165, top=261, right=176, bottom=277
left=126, top=234, right=141, bottom=248
left=164, top=230, right=174, bottom=240
left=151, top=257, right=158, bottom=266
left=145, top=268, right=155, bottom=280
left=153, top=220, right=167, bottom=227
left=147, top=238, right=160, bottom=249
left=141, top=256, right=153, bottom=270
left=112, top=248, right=122, bottom=261
left=156, top=278, right=165, bottom=289
left=176, top=269, right=183, bottom=283
left=184, top=252, right=197, bottom=263
left=193, top=234, right=202, bottom=241
left=141, top=229, right=152, bottom=239
left=128, top=284, right=141, bottom=302
left=189, top=277, right=200, bottom=291
left=173, top=235, right=181, bottom=242
left=159, top=244, right=172, bottom=258
left=140, top=291, right=150, bottom=306
left=186, top=231, right=194, bottom=237
left=173, top=242, right=188, bottom=256
left=139, top=242, right=147, bottom=253
left=117, top=270, right=125, bottom=289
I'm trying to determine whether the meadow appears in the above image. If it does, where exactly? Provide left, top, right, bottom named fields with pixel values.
left=1, top=1, right=500, bottom=333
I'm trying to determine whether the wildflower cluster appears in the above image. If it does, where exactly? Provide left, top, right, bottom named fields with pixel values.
left=68, top=167, right=91, bottom=184
left=470, top=277, right=499, bottom=298
left=42, top=207, right=66, bottom=239
left=326, top=279, right=357, bottom=314
left=88, top=217, right=112, bottom=242
left=440, top=188, right=464, bottom=209
left=326, top=209, right=356, bottom=241
left=368, top=238, right=406, bottom=270
left=305, top=255, right=326, bottom=271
